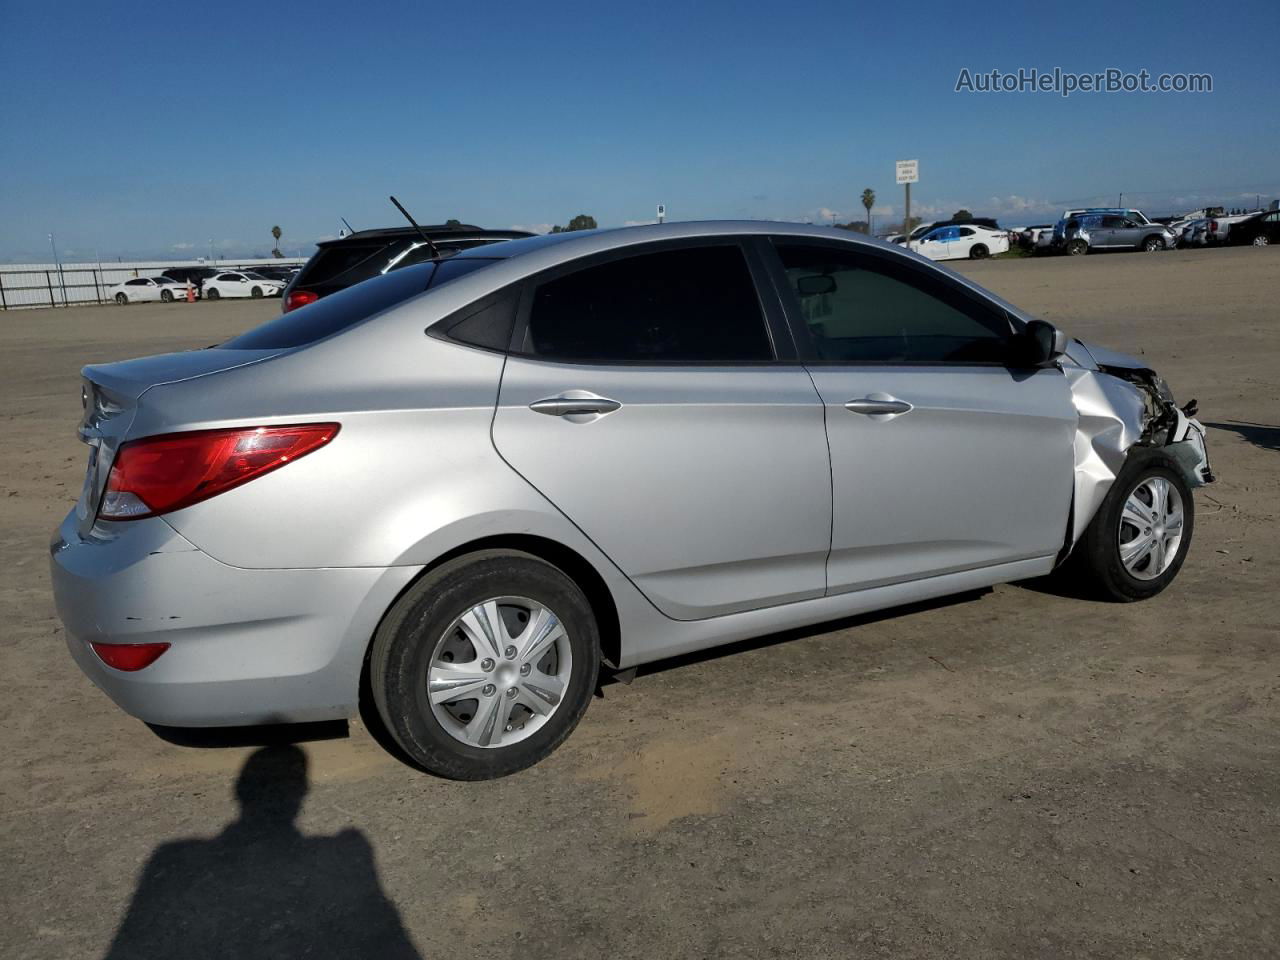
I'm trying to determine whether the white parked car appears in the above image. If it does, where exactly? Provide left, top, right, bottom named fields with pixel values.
left=108, top=276, right=189, bottom=304
left=203, top=271, right=283, bottom=300
left=909, top=224, right=1009, bottom=261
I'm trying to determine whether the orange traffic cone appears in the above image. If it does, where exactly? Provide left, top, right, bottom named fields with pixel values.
left=186, top=283, right=195, bottom=303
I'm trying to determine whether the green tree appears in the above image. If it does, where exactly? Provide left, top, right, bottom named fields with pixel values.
left=861, top=189, right=876, bottom=231
left=270, top=225, right=283, bottom=258
left=834, top=221, right=869, bottom=234
left=952, top=208, right=973, bottom=221
left=551, top=214, right=598, bottom=233
left=445, top=219, right=462, bottom=228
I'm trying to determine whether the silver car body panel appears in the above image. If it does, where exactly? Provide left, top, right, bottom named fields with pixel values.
left=493, top=357, right=832, bottom=619
left=49, top=220, right=1210, bottom=727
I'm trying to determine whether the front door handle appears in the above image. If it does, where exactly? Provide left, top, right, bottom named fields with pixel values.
left=530, top=394, right=622, bottom=417
left=844, top=397, right=913, bottom=417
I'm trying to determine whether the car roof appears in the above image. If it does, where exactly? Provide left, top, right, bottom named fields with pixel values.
left=450, top=220, right=898, bottom=262
left=317, top=225, right=534, bottom=247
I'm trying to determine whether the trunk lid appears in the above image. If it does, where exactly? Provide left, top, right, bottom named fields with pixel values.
left=75, top=349, right=281, bottom=535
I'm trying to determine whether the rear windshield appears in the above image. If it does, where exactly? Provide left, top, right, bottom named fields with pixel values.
left=299, top=242, right=395, bottom=285
left=220, top=258, right=500, bottom=350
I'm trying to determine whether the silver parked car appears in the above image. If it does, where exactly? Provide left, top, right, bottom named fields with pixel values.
left=50, top=222, right=1213, bottom=779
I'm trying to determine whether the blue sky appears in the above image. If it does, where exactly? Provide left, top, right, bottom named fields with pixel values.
left=1, top=0, right=1277, bottom=261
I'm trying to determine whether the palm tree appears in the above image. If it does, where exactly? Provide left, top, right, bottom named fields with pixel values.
left=270, top=225, right=282, bottom=258
left=861, top=189, right=875, bottom=232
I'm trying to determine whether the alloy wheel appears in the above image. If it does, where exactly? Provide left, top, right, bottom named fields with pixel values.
left=1117, top=476, right=1184, bottom=580
left=427, top=596, right=571, bottom=748
left=1253, top=235, right=1270, bottom=246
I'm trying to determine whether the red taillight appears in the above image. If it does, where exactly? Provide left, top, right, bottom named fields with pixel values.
left=284, top=289, right=319, bottom=312
left=91, top=642, right=170, bottom=671
left=99, top=423, right=340, bottom=520
left=1209, top=220, right=1218, bottom=231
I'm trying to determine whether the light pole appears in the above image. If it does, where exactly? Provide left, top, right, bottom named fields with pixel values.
left=48, top=233, right=66, bottom=306
left=208, top=239, right=215, bottom=265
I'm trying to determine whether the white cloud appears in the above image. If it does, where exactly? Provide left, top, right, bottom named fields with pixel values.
left=511, top=223, right=553, bottom=235
left=623, top=219, right=658, bottom=227
left=171, top=242, right=195, bottom=251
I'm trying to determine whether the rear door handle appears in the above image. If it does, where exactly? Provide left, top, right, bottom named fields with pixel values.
left=844, top=397, right=913, bottom=417
left=530, top=394, right=622, bottom=417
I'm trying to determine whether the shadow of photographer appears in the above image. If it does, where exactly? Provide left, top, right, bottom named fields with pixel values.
left=104, top=744, right=422, bottom=959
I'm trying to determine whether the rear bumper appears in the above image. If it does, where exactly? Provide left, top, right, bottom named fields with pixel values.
left=50, top=510, right=419, bottom=727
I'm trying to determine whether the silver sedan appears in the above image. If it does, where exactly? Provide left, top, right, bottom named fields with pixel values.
left=50, top=221, right=1213, bottom=779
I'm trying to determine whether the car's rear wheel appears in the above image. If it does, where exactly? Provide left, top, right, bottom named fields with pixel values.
left=1143, top=236, right=1163, bottom=252
left=370, top=550, right=600, bottom=780
left=206, top=287, right=220, bottom=300
left=161, top=289, right=174, bottom=302
left=114, top=292, right=127, bottom=305
left=1253, top=235, right=1270, bottom=247
left=969, top=244, right=989, bottom=260
left=1067, top=449, right=1194, bottom=601
left=251, top=286, right=263, bottom=298
left=1067, top=239, right=1088, bottom=256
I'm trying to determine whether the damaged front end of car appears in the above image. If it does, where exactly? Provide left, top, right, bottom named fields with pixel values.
left=1061, top=339, right=1214, bottom=546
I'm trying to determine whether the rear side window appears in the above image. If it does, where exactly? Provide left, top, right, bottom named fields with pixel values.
left=775, top=243, right=1012, bottom=364
left=524, top=246, right=773, bottom=363
left=222, top=258, right=499, bottom=349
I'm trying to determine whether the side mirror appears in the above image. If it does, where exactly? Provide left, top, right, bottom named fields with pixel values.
left=1016, top=319, right=1068, bottom=366
left=796, top=275, right=836, bottom=296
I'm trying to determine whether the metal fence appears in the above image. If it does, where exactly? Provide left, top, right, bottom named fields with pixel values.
left=0, top=258, right=308, bottom=310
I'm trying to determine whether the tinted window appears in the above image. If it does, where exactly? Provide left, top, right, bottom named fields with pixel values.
left=126, top=279, right=148, bottom=286
left=957, top=227, right=976, bottom=237
left=222, top=258, right=498, bottom=350
left=300, top=243, right=392, bottom=285
left=525, top=245, right=772, bottom=363
left=775, top=243, right=1012, bottom=364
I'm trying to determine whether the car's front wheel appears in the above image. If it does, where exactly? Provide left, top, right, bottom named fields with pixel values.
left=161, top=289, right=174, bottom=302
left=1143, top=236, right=1163, bottom=252
left=1068, top=449, right=1194, bottom=601
left=114, top=292, right=127, bottom=305
left=251, top=286, right=263, bottom=298
left=370, top=550, right=600, bottom=779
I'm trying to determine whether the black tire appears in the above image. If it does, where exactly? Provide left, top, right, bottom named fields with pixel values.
left=206, top=287, right=220, bottom=300
left=114, top=292, right=127, bottom=305
left=969, top=244, right=989, bottom=260
left=1253, top=235, right=1270, bottom=247
left=370, top=550, right=600, bottom=780
left=1066, top=448, right=1195, bottom=602
left=1067, top=239, right=1089, bottom=256
left=251, top=286, right=263, bottom=298
left=161, top=289, right=174, bottom=302
left=1142, top=235, right=1163, bottom=252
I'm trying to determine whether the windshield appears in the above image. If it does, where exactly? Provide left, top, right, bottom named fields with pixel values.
left=220, top=258, right=501, bottom=350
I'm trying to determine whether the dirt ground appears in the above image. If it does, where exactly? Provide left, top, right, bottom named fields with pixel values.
left=2, top=247, right=1277, bottom=959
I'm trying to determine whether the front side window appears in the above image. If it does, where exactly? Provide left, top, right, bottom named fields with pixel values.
left=524, top=245, right=773, bottom=363
left=774, top=243, right=1012, bottom=364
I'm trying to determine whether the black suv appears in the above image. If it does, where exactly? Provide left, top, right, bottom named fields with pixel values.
left=246, top=264, right=300, bottom=284
left=282, top=224, right=533, bottom=312
left=160, top=266, right=221, bottom=293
